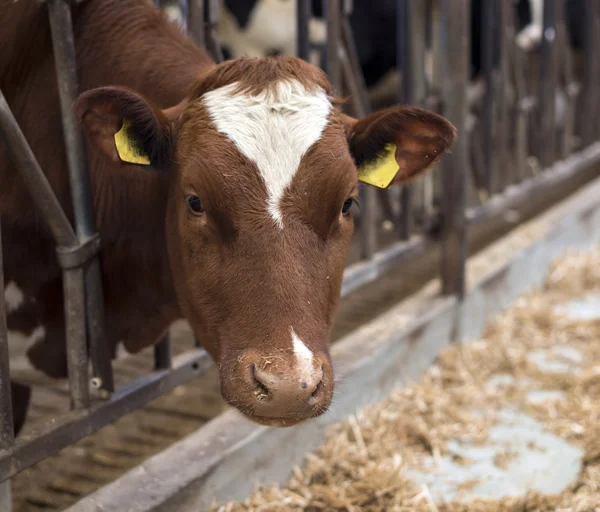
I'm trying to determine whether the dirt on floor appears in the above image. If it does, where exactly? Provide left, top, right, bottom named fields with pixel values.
left=211, top=245, right=600, bottom=512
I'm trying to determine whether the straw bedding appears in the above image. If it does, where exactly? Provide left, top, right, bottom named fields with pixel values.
left=212, top=246, right=600, bottom=512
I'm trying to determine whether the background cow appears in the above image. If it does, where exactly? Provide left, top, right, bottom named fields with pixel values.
left=1, top=0, right=455, bottom=434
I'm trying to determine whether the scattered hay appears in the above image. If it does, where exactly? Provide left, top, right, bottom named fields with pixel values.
left=211, top=246, right=600, bottom=512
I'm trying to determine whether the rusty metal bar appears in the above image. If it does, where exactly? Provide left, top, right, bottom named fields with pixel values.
left=440, top=0, right=468, bottom=297
left=0, top=349, right=212, bottom=481
left=296, top=0, right=311, bottom=60
left=0, top=91, right=78, bottom=248
left=537, top=0, right=558, bottom=168
left=48, top=0, right=114, bottom=399
left=0, top=220, right=14, bottom=451
left=154, top=333, right=172, bottom=370
left=188, top=0, right=206, bottom=49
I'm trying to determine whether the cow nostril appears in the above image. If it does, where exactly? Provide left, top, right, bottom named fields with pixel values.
left=310, top=365, right=326, bottom=400
left=251, top=365, right=271, bottom=401
left=311, top=380, right=324, bottom=400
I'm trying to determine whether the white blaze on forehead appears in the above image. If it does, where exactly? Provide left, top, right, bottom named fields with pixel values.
left=291, top=327, right=314, bottom=373
left=202, top=79, right=332, bottom=227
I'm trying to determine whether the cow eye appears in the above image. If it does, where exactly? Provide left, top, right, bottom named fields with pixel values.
left=186, top=195, right=204, bottom=214
left=342, top=198, right=354, bottom=215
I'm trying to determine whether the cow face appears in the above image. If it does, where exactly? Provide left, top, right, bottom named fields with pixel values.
left=74, top=57, right=455, bottom=427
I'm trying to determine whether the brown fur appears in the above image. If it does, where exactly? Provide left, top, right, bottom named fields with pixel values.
left=1, top=0, right=456, bottom=433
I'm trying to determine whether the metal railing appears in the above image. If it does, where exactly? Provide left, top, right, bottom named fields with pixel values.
left=1, top=0, right=599, bottom=508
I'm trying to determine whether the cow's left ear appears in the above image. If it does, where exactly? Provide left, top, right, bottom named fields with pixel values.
left=341, top=106, right=457, bottom=189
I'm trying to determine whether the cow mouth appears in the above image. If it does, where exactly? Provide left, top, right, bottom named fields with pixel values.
left=243, top=414, right=310, bottom=428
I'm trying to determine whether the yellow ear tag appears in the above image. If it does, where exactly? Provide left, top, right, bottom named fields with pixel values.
left=114, top=120, right=151, bottom=165
left=357, top=143, right=399, bottom=189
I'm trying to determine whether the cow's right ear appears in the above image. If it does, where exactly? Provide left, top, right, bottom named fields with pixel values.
left=73, top=86, right=174, bottom=169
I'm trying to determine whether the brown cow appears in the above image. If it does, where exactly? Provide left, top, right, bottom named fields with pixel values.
left=1, top=0, right=455, bottom=433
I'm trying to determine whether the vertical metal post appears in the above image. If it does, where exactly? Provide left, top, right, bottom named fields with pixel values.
left=537, top=0, right=557, bottom=168
left=188, top=0, right=206, bottom=49
left=398, top=0, right=427, bottom=239
left=205, top=0, right=224, bottom=63
left=297, top=0, right=312, bottom=61
left=154, top=333, right=172, bottom=370
left=579, top=0, right=598, bottom=146
left=0, top=219, right=15, bottom=451
left=495, top=0, right=508, bottom=191
left=480, top=0, right=496, bottom=195
left=48, top=0, right=113, bottom=403
left=178, top=0, right=189, bottom=31
left=397, top=0, right=413, bottom=240
left=0, top=480, right=11, bottom=512
left=325, top=0, right=342, bottom=92
left=440, top=0, right=468, bottom=297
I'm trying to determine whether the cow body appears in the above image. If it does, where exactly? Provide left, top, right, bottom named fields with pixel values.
left=2, top=0, right=455, bottom=434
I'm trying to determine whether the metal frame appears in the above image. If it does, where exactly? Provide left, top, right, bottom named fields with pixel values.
left=1, top=1, right=599, bottom=507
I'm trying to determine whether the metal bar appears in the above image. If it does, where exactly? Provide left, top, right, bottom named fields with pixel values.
left=592, top=4, right=600, bottom=143
left=154, top=333, right=172, bottom=370
left=0, top=219, right=14, bottom=450
left=495, top=0, right=508, bottom=192
left=325, top=0, right=342, bottom=92
left=579, top=0, right=595, bottom=145
left=48, top=0, right=114, bottom=395
left=188, top=0, right=206, bottom=49
left=358, top=186, right=378, bottom=260
left=0, top=349, right=212, bottom=481
left=0, top=92, right=78, bottom=248
left=341, top=236, right=428, bottom=297
left=397, top=0, right=412, bottom=240
left=0, top=481, right=10, bottom=512
left=205, top=0, right=224, bottom=63
left=63, top=267, right=89, bottom=409
left=467, top=141, right=600, bottom=227
left=341, top=16, right=371, bottom=113
left=480, top=0, right=496, bottom=196
left=296, top=0, right=311, bottom=60
left=537, top=0, right=557, bottom=168
left=440, top=0, right=468, bottom=297
left=178, top=0, right=189, bottom=31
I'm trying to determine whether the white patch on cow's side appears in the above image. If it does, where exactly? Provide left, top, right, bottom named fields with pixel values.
left=4, top=281, right=25, bottom=313
left=291, top=327, right=314, bottom=375
left=202, top=79, right=331, bottom=227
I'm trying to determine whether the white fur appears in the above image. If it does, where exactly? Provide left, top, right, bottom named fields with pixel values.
left=202, top=79, right=331, bottom=228
left=4, top=281, right=25, bottom=313
left=291, top=327, right=314, bottom=375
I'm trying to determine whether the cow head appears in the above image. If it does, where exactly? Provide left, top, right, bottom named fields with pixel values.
left=74, top=57, right=456, bottom=427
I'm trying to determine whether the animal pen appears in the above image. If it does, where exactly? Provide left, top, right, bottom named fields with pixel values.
left=1, top=0, right=600, bottom=510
